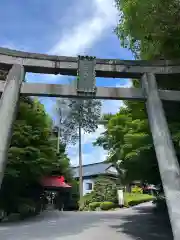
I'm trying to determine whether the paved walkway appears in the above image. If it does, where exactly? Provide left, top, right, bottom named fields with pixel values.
left=0, top=202, right=173, bottom=240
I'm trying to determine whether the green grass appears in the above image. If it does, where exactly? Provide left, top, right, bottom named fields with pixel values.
left=124, top=193, right=155, bottom=207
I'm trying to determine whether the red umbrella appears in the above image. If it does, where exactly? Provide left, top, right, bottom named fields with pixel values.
left=41, top=176, right=71, bottom=188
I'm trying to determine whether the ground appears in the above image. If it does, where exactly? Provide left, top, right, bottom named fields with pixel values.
left=0, top=202, right=173, bottom=240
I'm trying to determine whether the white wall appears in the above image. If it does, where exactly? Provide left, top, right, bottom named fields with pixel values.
left=83, top=178, right=94, bottom=196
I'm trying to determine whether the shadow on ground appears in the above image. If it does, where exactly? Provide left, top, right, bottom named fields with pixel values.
left=109, top=205, right=173, bottom=240
left=0, top=204, right=173, bottom=240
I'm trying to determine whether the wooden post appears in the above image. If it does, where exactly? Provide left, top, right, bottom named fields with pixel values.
left=142, top=72, right=180, bottom=240
left=0, top=64, right=24, bottom=187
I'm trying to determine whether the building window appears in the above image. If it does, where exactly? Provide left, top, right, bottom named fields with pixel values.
left=86, top=182, right=93, bottom=190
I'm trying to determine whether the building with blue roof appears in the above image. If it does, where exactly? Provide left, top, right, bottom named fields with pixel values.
left=72, top=162, right=118, bottom=195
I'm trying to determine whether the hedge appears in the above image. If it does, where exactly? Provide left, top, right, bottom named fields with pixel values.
left=124, top=193, right=155, bottom=207
left=79, top=192, right=154, bottom=211
left=79, top=192, right=96, bottom=210
left=89, top=202, right=101, bottom=211
left=100, top=202, right=116, bottom=210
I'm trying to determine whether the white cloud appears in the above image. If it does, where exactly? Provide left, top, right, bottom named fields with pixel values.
left=46, top=0, right=119, bottom=166
left=32, top=0, right=119, bottom=105
left=101, top=80, right=133, bottom=113
left=67, top=125, right=106, bottom=166
left=116, top=79, right=133, bottom=88
left=49, top=0, right=118, bottom=56
left=1, top=1, right=131, bottom=167
left=1, top=43, right=30, bottom=52
left=3, top=0, right=121, bottom=167
left=70, top=147, right=108, bottom=166
left=71, top=125, right=105, bottom=147
left=101, top=100, right=122, bottom=114
left=1, top=43, right=16, bottom=49
left=81, top=125, right=105, bottom=145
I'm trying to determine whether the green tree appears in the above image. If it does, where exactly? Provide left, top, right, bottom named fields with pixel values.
left=0, top=93, right=73, bottom=216
left=55, top=98, right=101, bottom=144
left=93, top=177, right=118, bottom=203
left=94, top=103, right=160, bottom=184
left=55, top=83, right=102, bottom=201
left=115, top=0, right=180, bottom=60
left=94, top=0, right=180, bottom=186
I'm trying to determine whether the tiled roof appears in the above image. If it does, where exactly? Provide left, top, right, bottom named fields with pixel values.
left=72, top=162, right=113, bottom=178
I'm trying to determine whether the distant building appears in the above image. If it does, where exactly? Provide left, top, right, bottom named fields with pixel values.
left=72, top=162, right=118, bottom=196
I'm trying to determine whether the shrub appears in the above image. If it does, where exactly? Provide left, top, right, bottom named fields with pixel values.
left=79, top=177, right=118, bottom=211
left=100, top=202, right=115, bottom=210
left=153, top=195, right=167, bottom=213
left=18, top=198, right=36, bottom=219
left=0, top=210, right=6, bottom=222
left=79, top=192, right=96, bottom=210
left=93, top=177, right=118, bottom=203
left=18, top=203, right=35, bottom=219
left=83, top=206, right=89, bottom=211
left=124, top=193, right=154, bottom=207
left=79, top=206, right=84, bottom=211
left=89, top=202, right=101, bottom=211
left=68, top=180, right=79, bottom=211
left=131, top=186, right=143, bottom=194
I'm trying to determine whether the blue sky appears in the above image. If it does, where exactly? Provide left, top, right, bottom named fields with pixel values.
left=0, top=0, right=133, bottom=166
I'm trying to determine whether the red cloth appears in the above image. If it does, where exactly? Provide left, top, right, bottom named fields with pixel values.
left=41, top=176, right=71, bottom=188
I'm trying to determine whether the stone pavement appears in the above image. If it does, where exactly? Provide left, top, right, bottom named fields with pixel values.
left=0, top=202, right=173, bottom=240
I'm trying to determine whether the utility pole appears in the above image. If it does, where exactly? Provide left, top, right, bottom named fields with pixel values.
left=78, top=119, right=107, bottom=202
left=55, top=98, right=69, bottom=154
left=57, top=126, right=60, bottom=154
left=77, top=99, right=84, bottom=202
left=78, top=121, right=83, bottom=201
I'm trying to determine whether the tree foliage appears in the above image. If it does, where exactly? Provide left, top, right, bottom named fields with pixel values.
left=0, top=95, right=73, bottom=214
left=79, top=177, right=118, bottom=210
left=115, top=0, right=180, bottom=60
left=95, top=0, right=180, bottom=185
left=93, top=177, right=118, bottom=203
left=94, top=103, right=160, bottom=184
left=55, top=98, right=101, bottom=144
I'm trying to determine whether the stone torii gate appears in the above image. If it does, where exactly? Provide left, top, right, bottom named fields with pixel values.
left=0, top=47, right=180, bottom=238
